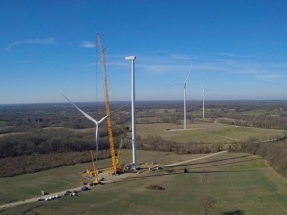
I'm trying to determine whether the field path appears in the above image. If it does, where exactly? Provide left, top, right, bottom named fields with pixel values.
left=0, top=186, right=83, bottom=210
left=165, top=150, right=227, bottom=167
left=0, top=150, right=227, bottom=211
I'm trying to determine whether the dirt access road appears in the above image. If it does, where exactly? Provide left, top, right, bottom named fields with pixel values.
left=0, top=150, right=227, bottom=211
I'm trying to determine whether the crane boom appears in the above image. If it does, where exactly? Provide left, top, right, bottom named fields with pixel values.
left=90, top=150, right=99, bottom=184
left=96, top=33, right=121, bottom=174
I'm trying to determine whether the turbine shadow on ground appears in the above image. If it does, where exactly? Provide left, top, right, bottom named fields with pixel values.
left=171, top=157, right=263, bottom=171
left=172, top=154, right=251, bottom=167
left=110, top=169, right=256, bottom=184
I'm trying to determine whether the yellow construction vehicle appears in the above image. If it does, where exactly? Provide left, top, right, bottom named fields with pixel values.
left=85, top=150, right=99, bottom=184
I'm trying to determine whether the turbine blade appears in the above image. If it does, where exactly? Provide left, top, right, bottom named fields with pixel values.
left=119, top=102, right=130, bottom=109
left=167, top=83, right=183, bottom=87
left=111, top=102, right=131, bottom=114
left=98, top=102, right=130, bottom=124
left=98, top=114, right=110, bottom=124
left=62, top=94, right=98, bottom=125
left=184, top=72, right=190, bottom=83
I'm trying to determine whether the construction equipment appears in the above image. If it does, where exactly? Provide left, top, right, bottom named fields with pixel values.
left=85, top=150, right=99, bottom=184
left=115, top=127, right=128, bottom=167
left=116, top=137, right=124, bottom=167
left=96, top=33, right=124, bottom=174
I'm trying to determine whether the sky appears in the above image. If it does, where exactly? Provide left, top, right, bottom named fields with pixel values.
left=1, top=0, right=287, bottom=104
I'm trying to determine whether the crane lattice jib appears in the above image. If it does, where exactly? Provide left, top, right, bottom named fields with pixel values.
left=96, top=33, right=118, bottom=173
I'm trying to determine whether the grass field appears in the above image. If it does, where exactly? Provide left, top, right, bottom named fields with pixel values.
left=0, top=121, right=6, bottom=126
left=241, top=109, right=267, bottom=115
left=43, top=127, right=94, bottom=133
left=140, top=108, right=178, bottom=114
left=135, top=122, right=285, bottom=143
left=2, top=151, right=287, bottom=214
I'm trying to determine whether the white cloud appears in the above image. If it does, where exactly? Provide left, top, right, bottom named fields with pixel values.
left=6, top=38, right=55, bottom=50
left=270, top=64, right=287, bottom=68
left=136, top=55, right=260, bottom=75
left=255, top=74, right=281, bottom=81
left=82, top=52, right=287, bottom=82
left=80, top=41, right=95, bottom=48
left=221, top=53, right=237, bottom=57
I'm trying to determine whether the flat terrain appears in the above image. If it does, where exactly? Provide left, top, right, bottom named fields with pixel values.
left=6, top=121, right=282, bottom=144
left=2, top=150, right=287, bottom=214
left=135, top=122, right=285, bottom=143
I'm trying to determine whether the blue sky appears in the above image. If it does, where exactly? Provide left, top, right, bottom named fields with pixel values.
left=1, top=0, right=287, bottom=104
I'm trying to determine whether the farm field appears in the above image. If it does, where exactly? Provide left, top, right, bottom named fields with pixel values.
left=0, top=121, right=6, bottom=126
left=241, top=109, right=268, bottom=115
left=135, top=122, right=285, bottom=143
left=2, top=151, right=287, bottom=214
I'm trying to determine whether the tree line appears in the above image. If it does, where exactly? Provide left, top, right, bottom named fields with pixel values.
left=1, top=101, right=287, bottom=177
left=234, top=134, right=287, bottom=178
left=0, top=127, right=124, bottom=158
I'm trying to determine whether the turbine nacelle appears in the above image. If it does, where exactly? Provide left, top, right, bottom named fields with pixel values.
left=125, top=56, right=136, bottom=61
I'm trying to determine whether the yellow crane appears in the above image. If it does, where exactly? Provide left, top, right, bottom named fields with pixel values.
left=96, top=33, right=124, bottom=174
left=86, top=150, right=99, bottom=184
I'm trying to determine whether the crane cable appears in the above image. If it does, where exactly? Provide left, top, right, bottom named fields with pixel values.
left=96, top=36, right=98, bottom=118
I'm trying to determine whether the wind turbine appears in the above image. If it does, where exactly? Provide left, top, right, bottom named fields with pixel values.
left=200, top=86, right=208, bottom=119
left=172, top=73, right=189, bottom=130
left=183, top=74, right=189, bottom=129
left=62, top=94, right=109, bottom=162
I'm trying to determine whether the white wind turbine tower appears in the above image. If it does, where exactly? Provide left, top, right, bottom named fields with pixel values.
left=62, top=94, right=109, bottom=161
left=172, top=73, right=190, bottom=130
left=183, top=74, right=189, bottom=129
left=200, top=85, right=208, bottom=119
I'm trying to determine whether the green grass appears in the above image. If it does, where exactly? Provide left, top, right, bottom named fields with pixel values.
left=0, top=121, right=6, bottom=126
left=242, top=109, right=267, bottom=115
left=138, top=108, right=177, bottom=114
left=134, top=122, right=285, bottom=143
left=2, top=152, right=287, bottom=214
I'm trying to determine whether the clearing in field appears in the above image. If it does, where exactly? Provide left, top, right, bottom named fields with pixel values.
left=2, top=150, right=287, bottom=215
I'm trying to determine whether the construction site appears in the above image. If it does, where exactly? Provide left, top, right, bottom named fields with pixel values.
left=54, top=33, right=152, bottom=192
left=2, top=34, right=287, bottom=215
left=0, top=33, right=171, bottom=212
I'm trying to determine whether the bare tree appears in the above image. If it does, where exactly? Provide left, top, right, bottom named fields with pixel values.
left=197, top=195, right=216, bottom=215
left=201, top=170, right=210, bottom=183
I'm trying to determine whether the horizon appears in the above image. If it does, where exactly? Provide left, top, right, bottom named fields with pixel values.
left=1, top=1, right=287, bottom=104
left=1, top=99, right=287, bottom=106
